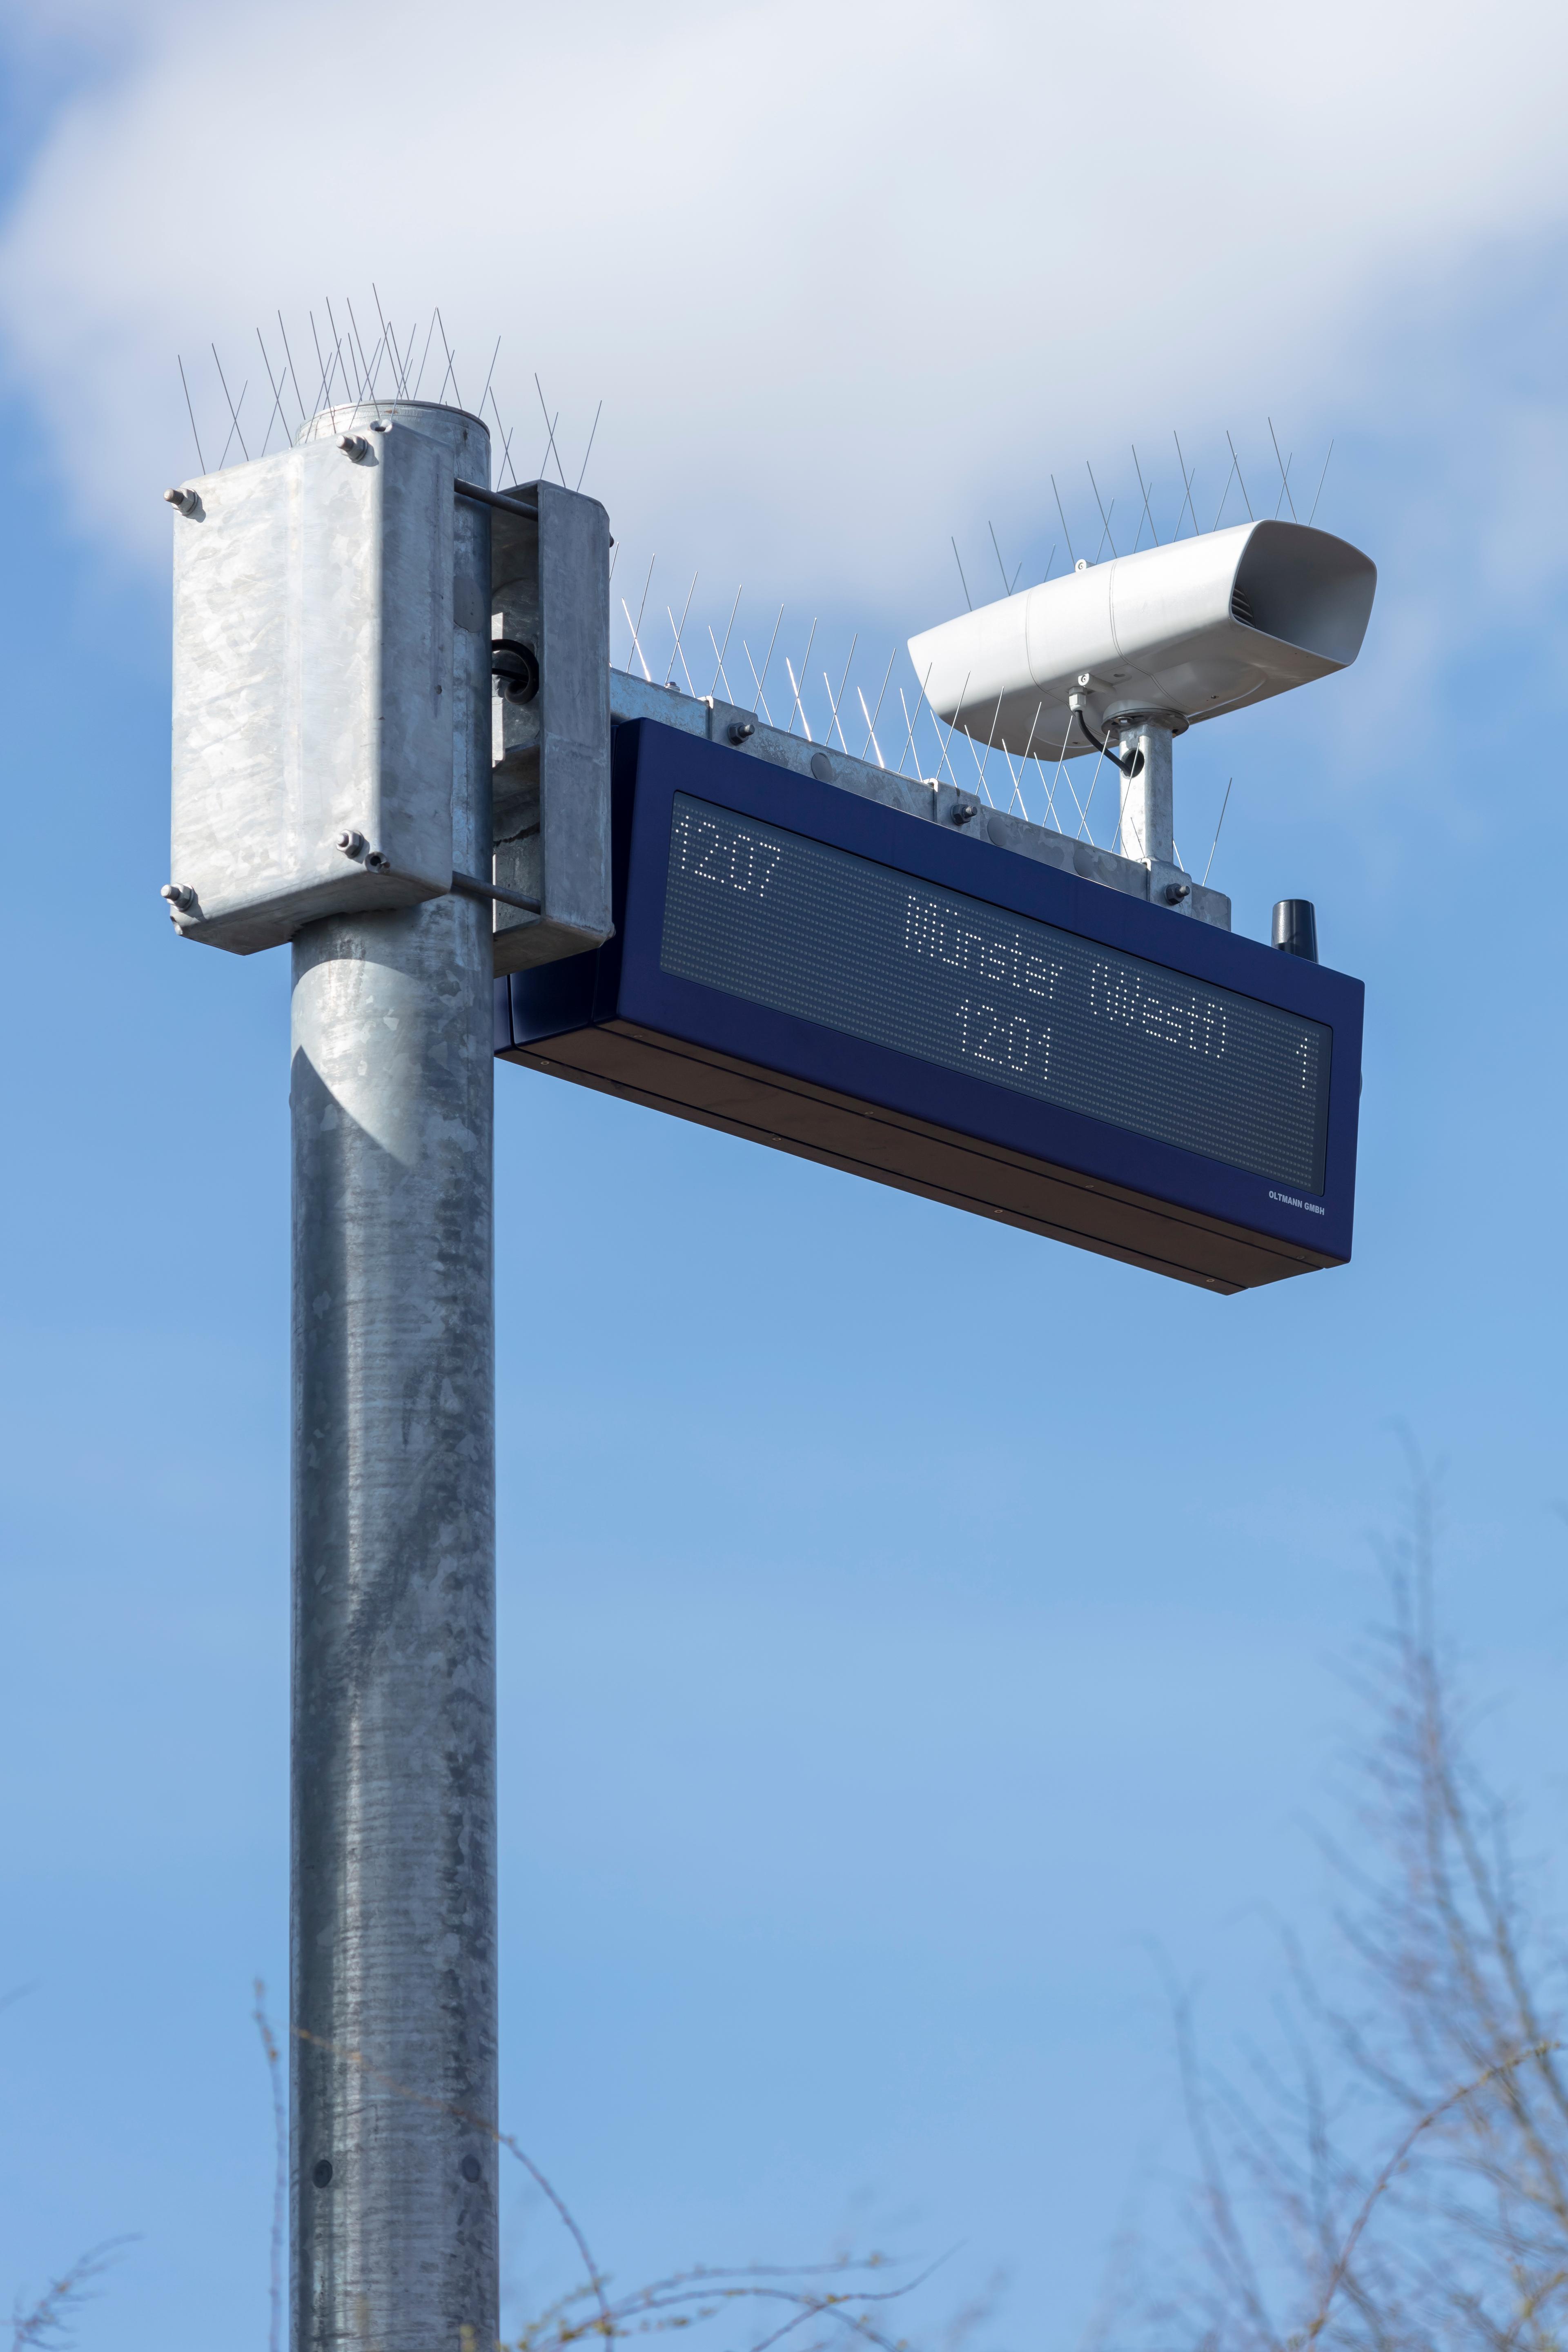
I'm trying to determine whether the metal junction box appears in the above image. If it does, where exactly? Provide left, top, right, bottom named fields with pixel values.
left=489, top=480, right=612, bottom=975
left=168, top=423, right=455, bottom=954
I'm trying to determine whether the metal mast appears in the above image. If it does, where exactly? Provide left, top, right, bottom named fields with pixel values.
left=289, top=396, right=499, bottom=2350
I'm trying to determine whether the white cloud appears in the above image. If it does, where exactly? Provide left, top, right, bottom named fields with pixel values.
left=2, top=0, right=1567, bottom=616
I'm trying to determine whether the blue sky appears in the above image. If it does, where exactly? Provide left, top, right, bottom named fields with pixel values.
left=2, top=6, right=1567, bottom=2344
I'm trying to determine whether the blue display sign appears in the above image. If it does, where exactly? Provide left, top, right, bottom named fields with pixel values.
left=495, top=719, right=1363, bottom=1291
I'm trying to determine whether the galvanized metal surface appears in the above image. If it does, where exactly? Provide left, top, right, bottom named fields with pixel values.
left=608, top=671, right=1231, bottom=931
left=291, top=399, right=498, bottom=2352
left=490, top=480, right=613, bottom=973
left=1116, top=717, right=1176, bottom=869
left=169, top=421, right=456, bottom=954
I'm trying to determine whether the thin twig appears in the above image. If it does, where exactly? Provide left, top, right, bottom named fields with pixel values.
left=1301, top=2042, right=1564, bottom=2346
left=10, top=2241, right=134, bottom=2350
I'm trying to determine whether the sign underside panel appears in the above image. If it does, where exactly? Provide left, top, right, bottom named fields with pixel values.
left=502, top=1018, right=1325, bottom=1293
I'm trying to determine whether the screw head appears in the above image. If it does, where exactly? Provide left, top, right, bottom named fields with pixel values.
left=336, top=830, right=366, bottom=860
left=163, top=487, right=197, bottom=514
left=952, top=802, right=977, bottom=826
left=727, top=719, right=755, bottom=745
left=364, top=850, right=390, bottom=873
left=160, top=882, right=196, bottom=910
left=337, top=434, right=369, bottom=461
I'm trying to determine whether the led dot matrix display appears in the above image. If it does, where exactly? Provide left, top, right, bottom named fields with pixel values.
left=660, top=794, right=1331, bottom=1192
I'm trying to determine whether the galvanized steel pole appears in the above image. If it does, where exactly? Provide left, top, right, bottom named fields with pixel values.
left=1116, top=716, right=1176, bottom=869
left=290, top=399, right=499, bottom=2350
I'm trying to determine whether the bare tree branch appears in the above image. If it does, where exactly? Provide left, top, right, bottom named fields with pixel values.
left=10, top=2240, right=133, bottom=2351
left=1135, top=1463, right=1568, bottom=2352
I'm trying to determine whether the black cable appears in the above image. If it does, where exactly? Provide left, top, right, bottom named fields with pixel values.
left=1069, top=702, right=1141, bottom=777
